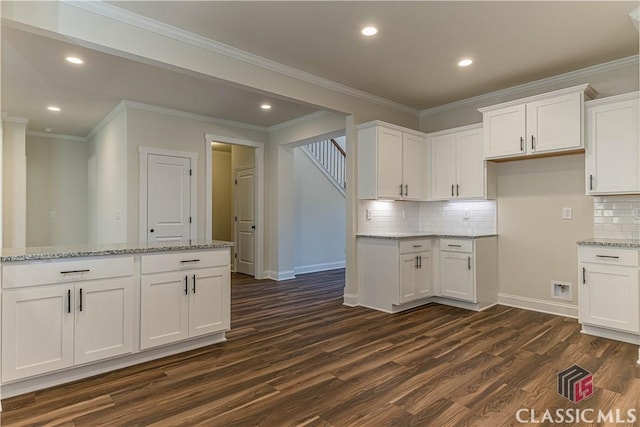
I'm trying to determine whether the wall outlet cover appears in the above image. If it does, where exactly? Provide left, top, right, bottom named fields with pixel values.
left=551, top=281, right=572, bottom=302
left=562, top=207, right=572, bottom=220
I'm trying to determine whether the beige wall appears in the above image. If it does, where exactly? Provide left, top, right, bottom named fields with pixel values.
left=231, top=144, right=256, bottom=170
left=212, top=149, right=232, bottom=241
left=496, top=155, right=593, bottom=307
left=26, top=135, right=88, bottom=246
left=2, top=119, right=27, bottom=248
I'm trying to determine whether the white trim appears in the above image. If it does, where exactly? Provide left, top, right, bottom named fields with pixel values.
left=86, top=100, right=126, bottom=141
left=204, top=133, right=265, bottom=280
left=581, top=324, right=640, bottom=346
left=342, top=293, right=359, bottom=307
left=477, top=84, right=596, bottom=113
left=26, top=131, right=87, bottom=143
left=268, top=111, right=333, bottom=132
left=585, top=91, right=639, bottom=107
left=264, top=270, right=296, bottom=281
left=497, top=293, right=578, bottom=318
left=420, top=56, right=638, bottom=117
left=299, top=146, right=346, bottom=197
left=356, top=120, right=426, bottom=136
left=138, top=146, right=198, bottom=243
left=294, top=261, right=345, bottom=275
left=122, top=100, right=267, bottom=133
left=1, top=114, right=30, bottom=125
left=61, top=0, right=418, bottom=117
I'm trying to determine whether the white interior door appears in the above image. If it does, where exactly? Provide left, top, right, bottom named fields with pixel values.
left=235, top=168, right=256, bottom=276
left=147, top=154, right=192, bottom=242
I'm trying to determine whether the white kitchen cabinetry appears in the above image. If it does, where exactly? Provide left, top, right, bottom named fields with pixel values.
left=585, top=92, right=640, bottom=195
left=428, top=124, right=495, bottom=200
left=358, top=237, right=433, bottom=312
left=578, top=246, right=640, bottom=343
left=358, top=121, right=428, bottom=200
left=480, top=85, right=595, bottom=160
left=140, top=251, right=230, bottom=350
left=1, top=257, right=134, bottom=382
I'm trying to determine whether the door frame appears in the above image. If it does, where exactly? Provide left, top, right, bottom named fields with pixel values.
left=139, top=146, right=198, bottom=243
left=204, top=134, right=264, bottom=280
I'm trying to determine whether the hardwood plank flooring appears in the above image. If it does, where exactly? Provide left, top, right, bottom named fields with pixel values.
left=1, top=269, right=639, bottom=426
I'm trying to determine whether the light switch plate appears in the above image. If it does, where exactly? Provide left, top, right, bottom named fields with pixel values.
left=562, top=207, right=572, bottom=220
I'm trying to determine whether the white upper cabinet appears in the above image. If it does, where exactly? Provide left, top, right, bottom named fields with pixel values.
left=585, top=92, right=640, bottom=195
left=480, top=84, right=595, bottom=160
left=428, top=124, right=494, bottom=200
left=358, top=121, right=428, bottom=200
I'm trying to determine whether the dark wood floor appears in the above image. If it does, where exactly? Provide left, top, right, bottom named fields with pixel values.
left=1, top=269, right=639, bottom=426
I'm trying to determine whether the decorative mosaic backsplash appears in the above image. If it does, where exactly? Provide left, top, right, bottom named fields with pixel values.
left=358, top=199, right=497, bottom=235
left=593, top=195, right=640, bottom=240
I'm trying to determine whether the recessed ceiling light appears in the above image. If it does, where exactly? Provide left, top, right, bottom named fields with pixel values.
left=44, top=128, right=53, bottom=133
left=361, top=26, right=378, bottom=36
left=458, top=58, right=473, bottom=67
left=260, top=103, right=272, bottom=110
left=47, top=106, right=61, bottom=112
left=65, top=56, right=84, bottom=65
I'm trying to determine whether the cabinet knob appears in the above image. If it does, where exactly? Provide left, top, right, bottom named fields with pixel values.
left=150, top=229, right=155, bottom=233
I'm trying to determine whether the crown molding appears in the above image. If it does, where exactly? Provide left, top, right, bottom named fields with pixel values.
left=86, top=100, right=127, bottom=141
left=121, top=100, right=269, bottom=133
left=585, top=91, right=639, bottom=107
left=63, top=0, right=419, bottom=117
left=420, top=55, right=639, bottom=117
left=477, top=84, right=596, bottom=113
left=1, top=113, right=30, bottom=125
left=268, top=110, right=334, bottom=133
left=26, top=130, right=87, bottom=142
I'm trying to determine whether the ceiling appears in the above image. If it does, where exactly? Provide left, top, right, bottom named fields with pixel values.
left=2, top=1, right=639, bottom=137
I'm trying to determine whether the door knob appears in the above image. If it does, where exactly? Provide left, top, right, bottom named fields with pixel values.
left=150, top=229, right=155, bottom=233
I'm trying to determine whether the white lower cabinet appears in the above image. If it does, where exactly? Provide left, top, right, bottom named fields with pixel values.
left=140, top=252, right=230, bottom=350
left=578, top=246, right=640, bottom=340
left=399, top=242, right=432, bottom=303
left=440, top=250, right=475, bottom=302
left=2, top=276, right=134, bottom=382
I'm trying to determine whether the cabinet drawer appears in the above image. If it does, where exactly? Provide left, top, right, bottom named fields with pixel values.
left=579, top=247, right=638, bottom=267
left=399, top=239, right=431, bottom=254
left=2, top=256, right=134, bottom=289
left=440, top=239, right=473, bottom=253
left=141, top=249, right=230, bottom=275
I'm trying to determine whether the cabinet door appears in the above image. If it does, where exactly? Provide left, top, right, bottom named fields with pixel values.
left=483, top=104, right=526, bottom=159
left=527, top=92, right=582, bottom=154
left=415, top=251, right=432, bottom=298
left=2, top=285, right=74, bottom=381
left=75, top=278, right=134, bottom=365
left=586, top=99, right=640, bottom=194
left=430, top=134, right=457, bottom=200
left=140, top=272, right=189, bottom=349
left=402, top=133, right=426, bottom=200
left=399, top=254, right=419, bottom=303
left=456, top=129, right=485, bottom=199
left=189, top=267, right=230, bottom=337
left=440, top=252, right=475, bottom=302
left=376, top=127, right=403, bottom=198
left=580, top=264, right=639, bottom=333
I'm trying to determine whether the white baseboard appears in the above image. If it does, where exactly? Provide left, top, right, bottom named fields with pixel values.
left=264, top=270, right=296, bottom=281
left=498, top=292, right=578, bottom=318
left=581, top=324, right=640, bottom=345
left=343, top=293, right=358, bottom=306
left=294, top=261, right=345, bottom=275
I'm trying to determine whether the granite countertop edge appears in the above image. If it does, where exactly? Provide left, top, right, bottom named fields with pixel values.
left=577, top=238, right=640, bottom=249
left=356, top=233, right=497, bottom=240
left=1, top=241, right=235, bottom=263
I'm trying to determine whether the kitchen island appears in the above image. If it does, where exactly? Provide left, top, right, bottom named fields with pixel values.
left=0, top=241, right=233, bottom=405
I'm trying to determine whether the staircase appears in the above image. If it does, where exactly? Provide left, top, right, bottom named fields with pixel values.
left=301, top=138, right=346, bottom=195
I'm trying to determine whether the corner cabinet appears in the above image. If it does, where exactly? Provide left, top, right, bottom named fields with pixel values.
left=357, top=121, right=428, bottom=200
left=578, top=246, right=640, bottom=344
left=140, top=250, right=230, bottom=350
left=585, top=92, right=640, bottom=195
left=480, top=84, right=596, bottom=160
left=427, top=124, right=495, bottom=200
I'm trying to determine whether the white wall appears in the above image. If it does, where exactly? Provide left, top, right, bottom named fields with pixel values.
left=212, top=148, right=231, bottom=241
left=26, top=134, right=88, bottom=246
left=87, top=108, right=127, bottom=244
left=2, top=118, right=27, bottom=248
left=293, top=148, right=346, bottom=274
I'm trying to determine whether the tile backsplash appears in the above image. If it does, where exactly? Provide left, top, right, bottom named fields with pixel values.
left=593, top=195, right=640, bottom=240
left=358, top=200, right=497, bottom=235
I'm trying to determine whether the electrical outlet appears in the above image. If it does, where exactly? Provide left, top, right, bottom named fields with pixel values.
left=49, top=210, right=56, bottom=219
left=562, top=207, right=572, bottom=220
left=551, top=281, right=572, bottom=302
left=463, top=209, right=470, bottom=220
left=366, top=209, right=372, bottom=221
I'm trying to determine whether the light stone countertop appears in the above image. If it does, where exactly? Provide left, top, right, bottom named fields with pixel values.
left=577, top=238, right=640, bottom=249
left=356, top=232, right=497, bottom=240
left=0, top=240, right=234, bottom=262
